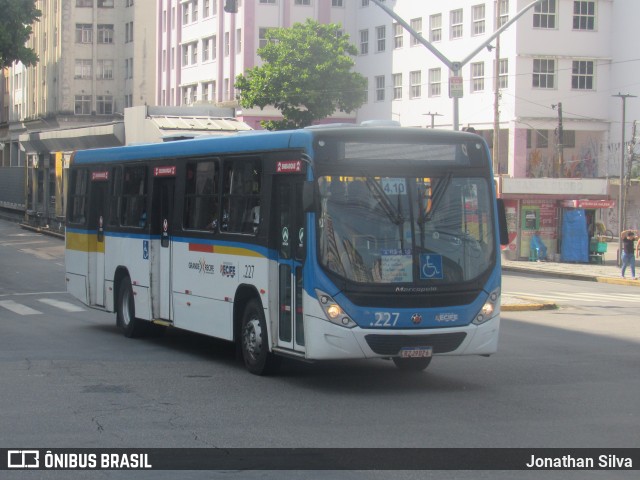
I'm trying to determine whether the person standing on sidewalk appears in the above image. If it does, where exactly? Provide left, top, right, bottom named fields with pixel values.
left=620, top=229, right=638, bottom=279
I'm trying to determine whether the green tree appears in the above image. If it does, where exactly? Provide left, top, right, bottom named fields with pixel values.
left=235, top=19, right=366, bottom=130
left=0, top=0, right=41, bottom=68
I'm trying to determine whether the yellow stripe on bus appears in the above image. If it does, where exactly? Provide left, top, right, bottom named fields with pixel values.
left=66, top=231, right=105, bottom=253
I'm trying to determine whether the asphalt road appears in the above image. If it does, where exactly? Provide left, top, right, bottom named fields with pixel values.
left=0, top=220, right=638, bottom=480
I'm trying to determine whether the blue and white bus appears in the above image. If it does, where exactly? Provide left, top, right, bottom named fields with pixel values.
left=65, top=125, right=508, bottom=375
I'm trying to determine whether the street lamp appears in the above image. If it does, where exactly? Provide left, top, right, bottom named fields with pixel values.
left=369, top=0, right=544, bottom=130
left=612, top=93, right=637, bottom=265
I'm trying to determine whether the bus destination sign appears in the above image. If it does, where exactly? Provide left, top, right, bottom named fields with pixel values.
left=276, top=160, right=303, bottom=173
left=154, top=166, right=177, bottom=177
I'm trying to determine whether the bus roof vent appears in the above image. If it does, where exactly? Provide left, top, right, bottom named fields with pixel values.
left=359, top=120, right=401, bottom=127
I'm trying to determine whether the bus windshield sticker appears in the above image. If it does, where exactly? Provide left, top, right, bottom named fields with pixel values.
left=143, top=240, right=149, bottom=260
left=381, top=178, right=407, bottom=195
left=419, top=254, right=444, bottom=280
left=380, top=249, right=413, bottom=283
left=154, top=166, right=176, bottom=177
left=91, top=171, right=109, bottom=181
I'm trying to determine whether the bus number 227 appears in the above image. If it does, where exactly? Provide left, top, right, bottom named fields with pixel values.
left=373, top=312, right=400, bottom=327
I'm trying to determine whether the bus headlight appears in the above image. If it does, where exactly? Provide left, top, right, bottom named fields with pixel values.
left=472, top=288, right=500, bottom=325
left=315, top=290, right=357, bottom=328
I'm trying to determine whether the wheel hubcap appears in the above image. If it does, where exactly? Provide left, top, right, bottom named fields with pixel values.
left=243, top=317, right=263, bottom=362
left=121, top=289, right=132, bottom=327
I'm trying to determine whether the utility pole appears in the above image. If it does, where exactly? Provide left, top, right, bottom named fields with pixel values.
left=556, top=102, right=563, bottom=177
left=492, top=0, right=501, bottom=175
left=624, top=120, right=637, bottom=230
left=612, top=93, right=637, bottom=265
left=423, top=112, right=442, bottom=129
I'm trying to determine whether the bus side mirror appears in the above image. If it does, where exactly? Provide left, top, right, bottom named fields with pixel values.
left=497, top=199, right=509, bottom=246
left=302, top=181, right=316, bottom=212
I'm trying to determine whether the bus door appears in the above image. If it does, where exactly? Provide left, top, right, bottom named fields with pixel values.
left=274, top=174, right=306, bottom=352
left=88, top=171, right=109, bottom=306
left=150, top=167, right=176, bottom=320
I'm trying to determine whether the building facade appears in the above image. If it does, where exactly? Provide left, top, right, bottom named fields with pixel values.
left=3, top=0, right=640, bottom=260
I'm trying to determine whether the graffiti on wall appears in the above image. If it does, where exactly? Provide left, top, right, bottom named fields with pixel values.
left=527, top=149, right=554, bottom=178
left=563, top=137, right=598, bottom=178
left=527, top=136, right=600, bottom=178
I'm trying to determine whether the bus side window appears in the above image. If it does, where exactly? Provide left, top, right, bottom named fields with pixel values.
left=68, top=168, right=88, bottom=225
left=107, top=167, right=122, bottom=226
left=121, top=165, right=148, bottom=228
left=183, top=159, right=219, bottom=231
left=221, top=158, right=261, bottom=235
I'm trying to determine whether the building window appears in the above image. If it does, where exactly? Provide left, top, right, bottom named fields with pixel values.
left=472, top=4, right=485, bottom=36
left=182, top=87, right=190, bottom=105
left=361, top=0, right=369, bottom=6
left=332, top=0, right=343, bottom=6
left=192, top=0, right=198, bottom=21
left=376, top=26, right=386, bottom=52
left=392, top=73, right=402, bottom=100
left=203, top=0, right=210, bottom=17
left=393, top=23, right=403, bottom=49
left=125, top=22, right=134, bottom=43
left=75, top=24, right=93, bottom=44
left=471, top=62, right=484, bottom=92
left=359, top=29, right=369, bottom=55
left=375, top=75, right=385, bottom=101
left=183, top=45, right=189, bottom=66
left=498, top=0, right=509, bottom=27
left=74, top=59, right=92, bottom=79
left=191, top=42, right=198, bottom=64
left=97, top=24, right=114, bottom=44
left=236, top=28, right=242, bottom=52
left=97, top=59, right=114, bottom=79
left=96, top=95, right=113, bottom=115
left=536, top=130, right=548, bottom=148
left=410, top=18, right=422, bottom=46
left=260, top=0, right=276, bottom=3
left=75, top=95, right=92, bottom=115
left=203, top=38, right=210, bottom=61
left=295, top=0, right=311, bottom=4
left=532, top=58, right=555, bottom=88
left=98, top=0, right=114, bottom=7
left=498, top=58, right=508, bottom=89
left=410, top=70, right=421, bottom=99
left=259, top=28, right=273, bottom=49
left=76, top=0, right=93, bottom=7
left=533, top=0, right=556, bottom=29
left=573, top=1, right=595, bottom=30
left=450, top=9, right=463, bottom=39
left=429, top=14, right=441, bottom=42
left=224, top=32, right=230, bottom=56
left=429, top=68, right=441, bottom=97
left=571, top=60, right=594, bottom=90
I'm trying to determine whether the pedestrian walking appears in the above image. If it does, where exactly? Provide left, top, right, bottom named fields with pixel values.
left=620, top=229, right=638, bottom=279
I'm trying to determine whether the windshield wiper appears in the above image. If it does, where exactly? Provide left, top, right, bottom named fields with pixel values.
left=364, top=176, right=404, bottom=225
left=420, top=173, right=452, bottom=223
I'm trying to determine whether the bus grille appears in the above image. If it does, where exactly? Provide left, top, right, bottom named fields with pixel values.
left=364, top=332, right=467, bottom=356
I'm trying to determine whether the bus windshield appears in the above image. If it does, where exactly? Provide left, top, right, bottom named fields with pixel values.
left=318, top=175, right=495, bottom=285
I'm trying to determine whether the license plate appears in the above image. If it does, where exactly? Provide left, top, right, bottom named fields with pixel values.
left=399, top=346, right=433, bottom=358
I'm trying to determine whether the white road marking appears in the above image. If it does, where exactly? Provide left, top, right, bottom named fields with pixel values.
left=38, top=298, right=85, bottom=312
left=0, top=300, right=42, bottom=315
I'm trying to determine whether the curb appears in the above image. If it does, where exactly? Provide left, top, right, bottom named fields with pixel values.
left=502, top=302, right=557, bottom=312
left=19, top=223, right=65, bottom=240
left=503, top=266, right=640, bottom=287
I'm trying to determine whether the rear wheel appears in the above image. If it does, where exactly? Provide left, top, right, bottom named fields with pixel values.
left=392, top=356, right=432, bottom=372
left=116, top=276, right=145, bottom=338
left=241, top=299, right=281, bottom=375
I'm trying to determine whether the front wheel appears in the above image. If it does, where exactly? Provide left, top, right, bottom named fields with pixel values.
left=392, top=356, right=432, bottom=372
left=241, top=299, right=281, bottom=375
left=116, top=276, right=145, bottom=338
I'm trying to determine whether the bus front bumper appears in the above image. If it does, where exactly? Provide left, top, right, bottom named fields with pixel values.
left=303, top=314, right=500, bottom=361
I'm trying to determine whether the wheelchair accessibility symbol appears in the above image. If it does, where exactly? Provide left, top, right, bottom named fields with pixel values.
left=419, top=254, right=443, bottom=280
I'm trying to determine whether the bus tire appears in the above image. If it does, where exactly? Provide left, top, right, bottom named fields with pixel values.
left=116, top=276, right=144, bottom=338
left=392, top=356, right=432, bottom=372
left=241, top=299, right=281, bottom=376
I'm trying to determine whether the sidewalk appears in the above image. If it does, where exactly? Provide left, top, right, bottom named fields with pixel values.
left=501, top=247, right=640, bottom=311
